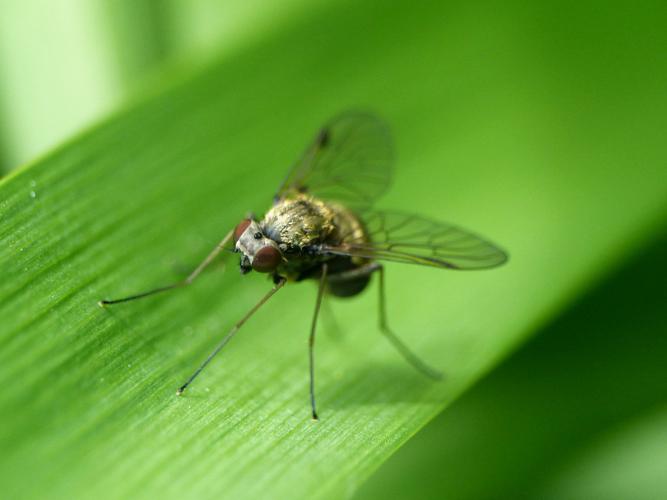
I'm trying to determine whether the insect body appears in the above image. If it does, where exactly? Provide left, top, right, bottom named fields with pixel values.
left=100, top=111, right=507, bottom=420
left=237, top=193, right=370, bottom=295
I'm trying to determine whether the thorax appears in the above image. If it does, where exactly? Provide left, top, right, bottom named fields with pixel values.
left=262, top=194, right=368, bottom=279
left=263, top=194, right=366, bottom=248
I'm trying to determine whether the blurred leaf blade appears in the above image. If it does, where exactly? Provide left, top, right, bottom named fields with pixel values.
left=1, top=1, right=667, bottom=499
left=356, top=225, right=667, bottom=500
left=541, top=404, right=667, bottom=500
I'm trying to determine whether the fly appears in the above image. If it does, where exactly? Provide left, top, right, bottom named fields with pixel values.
left=99, top=111, right=508, bottom=420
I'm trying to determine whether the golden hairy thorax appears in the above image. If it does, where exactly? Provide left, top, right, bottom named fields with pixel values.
left=262, top=193, right=367, bottom=250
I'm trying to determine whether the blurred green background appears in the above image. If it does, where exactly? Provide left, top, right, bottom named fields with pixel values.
left=0, top=0, right=309, bottom=173
left=1, top=1, right=666, bottom=499
left=357, top=226, right=667, bottom=500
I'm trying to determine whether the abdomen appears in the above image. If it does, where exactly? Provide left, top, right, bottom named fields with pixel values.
left=325, top=256, right=372, bottom=297
left=325, top=205, right=371, bottom=297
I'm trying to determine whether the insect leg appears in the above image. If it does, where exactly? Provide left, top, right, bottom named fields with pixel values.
left=99, top=229, right=233, bottom=306
left=377, top=265, right=443, bottom=380
left=177, top=277, right=286, bottom=395
left=325, top=263, right=381, bottom=281
left=328, top=263, right=442, bottom=379
left=309, top=263, right=328, bottom=420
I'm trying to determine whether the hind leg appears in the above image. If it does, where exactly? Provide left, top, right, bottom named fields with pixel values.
left=328, top=264, right=443, bottom=379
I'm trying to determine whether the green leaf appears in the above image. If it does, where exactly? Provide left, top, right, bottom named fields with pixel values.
left=541, top=405, right=667, bottom=500
left=356, top=228, right=667, bottom=500
left=1, top=1, right=666, bottom=499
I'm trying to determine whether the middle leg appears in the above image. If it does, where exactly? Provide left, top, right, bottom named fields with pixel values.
left=309, top=263, right=328, bottom=420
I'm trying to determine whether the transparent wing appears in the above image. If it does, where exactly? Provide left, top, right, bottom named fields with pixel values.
left=275, top=111, right=393, bottom=208
left=322, top=211, right=508, bottom=270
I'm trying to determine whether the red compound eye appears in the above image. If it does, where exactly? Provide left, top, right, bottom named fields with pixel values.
left=233, top=219, right=252, bottom=242
left=252, top=246, right=281, bottom=273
